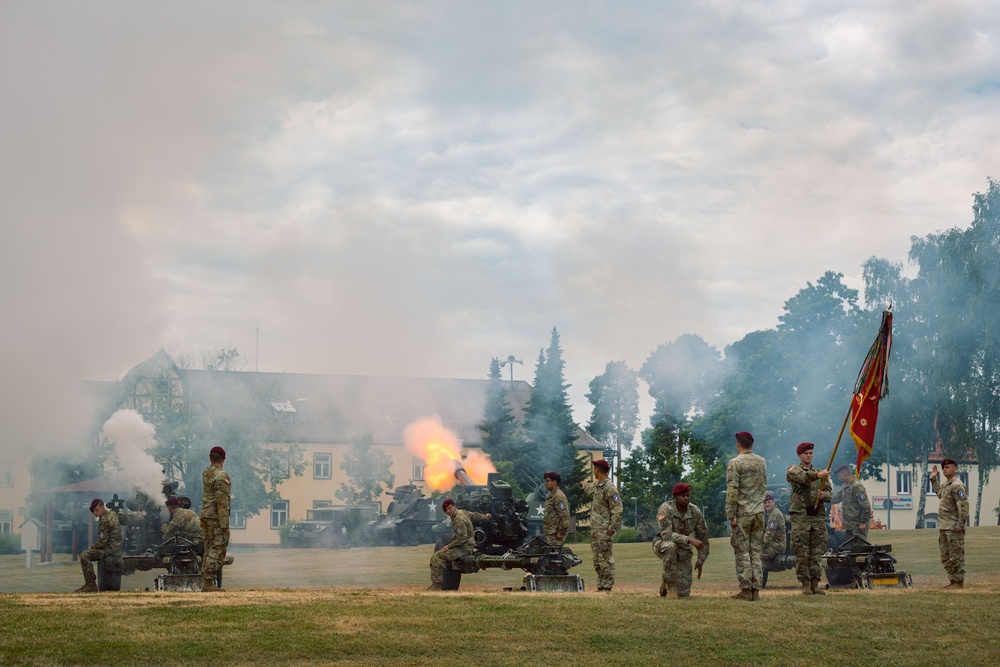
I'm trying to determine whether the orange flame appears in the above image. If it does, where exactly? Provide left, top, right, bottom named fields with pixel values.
left=404, top=416, right=495, bottom=491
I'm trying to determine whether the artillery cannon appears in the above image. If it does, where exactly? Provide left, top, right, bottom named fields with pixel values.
left=123, top=535, right=234, bottom=591
left=453, top=537, right=585, bottom=592
left=822, top=535, right=913, bottom=589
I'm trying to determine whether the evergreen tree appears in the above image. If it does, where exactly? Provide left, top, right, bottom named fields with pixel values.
left=479, top=357, right=530, bottom=470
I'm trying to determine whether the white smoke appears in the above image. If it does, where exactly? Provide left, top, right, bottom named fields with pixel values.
left=100, top=409, right=164, bottom=506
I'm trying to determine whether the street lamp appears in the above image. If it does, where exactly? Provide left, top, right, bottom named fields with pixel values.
left=631, top=497, right=638, bottom=529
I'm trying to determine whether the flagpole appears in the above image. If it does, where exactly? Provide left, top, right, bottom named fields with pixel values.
left=815, top=405, right=851, bottom=508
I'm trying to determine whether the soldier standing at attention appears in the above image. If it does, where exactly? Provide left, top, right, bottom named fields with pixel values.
left=74, top=498, right=123, bottom=593
left=200, top=445, right=231, bottom=592
left=427, top=498, right=491, bottom=590
left=725, top=431, right=767, bottom=601
left=542, top=471, right=570, bottom=547
left=162, top=496, right=203, bottom=545
left=582, top=459, right=622, bottom=592
left=832, top=463, right=873, bottom=543
left=931, top=458, right=969, bottom=588
left=787, top=442, right=832, bottom=595
left=653, top=483, right=709, bottom=598
left=761, top=492, right=790, bottom=587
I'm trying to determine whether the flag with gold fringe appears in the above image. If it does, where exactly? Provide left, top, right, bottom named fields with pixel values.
left=849, top=308, right=893, bottom=474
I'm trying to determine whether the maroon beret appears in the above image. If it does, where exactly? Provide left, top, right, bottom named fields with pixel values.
left=764, top=492, right=775, bottom=501
left=89, top=498, right=103, bottom=513
left=441, top=498, right=455, bottom=510
left=544, top=471, right=561, bottom=483
left=592, top=459, right=611, bottom=472
left=796, top=442, right=814, bottom=455
left=165, top=497, right=181, bottom=507
left=210, top=446, right=226, bottom=459
left=735, top=431, right=754, bottom=444
left=672, top=483, right=691, bottom=496
left=941, top=458, right=957, bottom=467
left=834, top=463, right=852, bottom=475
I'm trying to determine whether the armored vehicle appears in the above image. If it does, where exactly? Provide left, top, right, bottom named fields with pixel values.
left=367, top=484, right=446, bottom=546
left=284, top=505, right=379, bottom=548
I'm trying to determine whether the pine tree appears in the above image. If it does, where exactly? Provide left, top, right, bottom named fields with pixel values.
left=479, top=357, right=529, bottom=470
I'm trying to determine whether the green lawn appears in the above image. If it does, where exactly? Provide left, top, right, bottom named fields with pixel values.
left=2, top=527, right=998, bottom=666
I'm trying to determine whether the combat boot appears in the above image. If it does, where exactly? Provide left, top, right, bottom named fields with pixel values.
left=802, top=581, right=813, bottom=595
left=659, top=581, right=667, bottom=597
left=731, top=589, right=753, bottom=601
left=426, top=582, right=442, bottom=591
left=201, top=578, right=219, bottom=592
left=751, top=589, right=760, bottom=601
left=74, top=582, right=98, bottom=593
left=810, top=579, right=826, bottom=595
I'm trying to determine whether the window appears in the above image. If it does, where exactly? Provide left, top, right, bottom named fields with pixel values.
left=270, top=501, right=288, bottom=529
left=313, top=500, right=333, bottom=508
left=314, top=453, right=332, bottom=479
left=413, top=458, right=425, bottom=481
left=272, top=457, right=290, bottom=480
left=231, top=510, right=246, bottom=530
left=925, top=514, right=938, bottom=529
left=958, top=472, right=969, bottom=488
left=925, top=474, right=936, bottom=495
left=0, top=461, right=12, bottom=488
left=896, top=470, right=911, bottom=495
left=0, top=510, right=12, bottom=534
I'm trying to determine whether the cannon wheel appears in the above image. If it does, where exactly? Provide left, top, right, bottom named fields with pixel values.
left=825, top=567, right=856, bottom=587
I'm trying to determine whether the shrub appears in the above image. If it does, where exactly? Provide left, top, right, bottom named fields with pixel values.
left=0, top=532, right=21, bottom=554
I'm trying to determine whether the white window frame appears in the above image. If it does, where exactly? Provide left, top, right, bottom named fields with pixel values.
left=413, top=458, right=425, bottom=481
left=0, top=510, right=12, bottom=534
left=314, top=453, right=332, bottom=479
left=231, top=510, right=247, bottom=530
left=270, top=501, right=289, bottom=529
left=896, top=470, right=911, bottom=495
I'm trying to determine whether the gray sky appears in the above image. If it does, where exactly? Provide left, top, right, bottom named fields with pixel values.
left=3, top=1, right=999, bottom=451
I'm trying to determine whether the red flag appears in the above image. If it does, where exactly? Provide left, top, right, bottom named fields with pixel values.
left=849, top=309, right=893, bottom=473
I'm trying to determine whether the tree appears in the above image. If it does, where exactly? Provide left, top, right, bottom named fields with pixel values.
left=640, top=334, right=726, bottom=418
left=479, top=357, right=530, bottom=472
left=335, top=433, right=395, bottom=505
left=523, top=328, right=588, bottom=510
left=585, top=361, right=640, bottom=467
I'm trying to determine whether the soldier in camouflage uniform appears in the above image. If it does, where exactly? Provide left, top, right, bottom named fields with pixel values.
left=428, top=498, right=491, bottom=590
left=786, top=442, right=832, bottom=595
left=163, top=496, right=203, bottom=545
left=725, top=431, right=767, bottom=601
left=832, top=463, right=872, bottom=543
left=74, top=498, right=123, bottom=593
left=930, top=458, right=969, bottom=588
left=761, top=492, right=791, bottom=586
left=652, top=483, right=709, bottom=598
left=582, top=459, right=622, bottom=592
left=542, top=471, right=570, bottom=547
left=200, top=445, right=231, bottom=592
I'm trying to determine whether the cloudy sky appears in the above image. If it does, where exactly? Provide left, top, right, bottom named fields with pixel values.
left=2, top=1, right=999, bottom=449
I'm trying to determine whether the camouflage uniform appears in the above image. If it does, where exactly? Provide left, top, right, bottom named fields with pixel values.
left=543, top=487, right=570, bottom=547
left=832, top=477, right=872, bottom=543
left=164, top=507, right=203, bottom=545
left=931, top=473, right=969, bottom=584
left=786, top=463, right=832, bottom=586
left=762, top=505, right=788, bottom=571
left=585, top=478, right=623, bottom=591
left=200, top=463, right=231, bottom=581
left=725, top=451, right=767, bottom=591
left=429, top=509, right=489, bottom=584
left=652, top=500, right=710, bottom=597
left=80, top=510, right=123, bottom=588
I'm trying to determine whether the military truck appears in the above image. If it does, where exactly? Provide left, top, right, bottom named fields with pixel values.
left=284, top=505, right=379, bottom=548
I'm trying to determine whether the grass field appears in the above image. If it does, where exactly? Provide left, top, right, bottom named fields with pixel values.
left=2, top=527, right=999, bottom=666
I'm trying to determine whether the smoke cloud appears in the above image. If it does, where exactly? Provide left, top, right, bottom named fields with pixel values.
left=100, top=409, right=165, bottom=507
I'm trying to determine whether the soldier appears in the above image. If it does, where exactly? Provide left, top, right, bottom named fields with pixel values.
left=761, top=491, right=790, bottom=587
left=74, top=498, right=123, bottom=593
left=162, top=496, right=203, bottom=545
left=832, top=463, right=873, bottom=543
left=786, top=442, right=832, bottom=595
left=427, top=498, right=491, bottom=590
left=200, top=445, right=231, bottom=592
left=582, top=459, right=622, bottom=592
left=725, top=431, right=767, bottom=601
left=542, top=471, right=570, bottom=547
left=652, top=483, right=710, bottom=598
left=930, top=458, right=969, bottom=588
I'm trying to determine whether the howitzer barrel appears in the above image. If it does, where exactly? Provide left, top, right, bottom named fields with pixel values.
left=453, top=465, right=474, bottom=486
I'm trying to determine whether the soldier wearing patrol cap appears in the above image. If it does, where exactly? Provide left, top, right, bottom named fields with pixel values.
left=200, top=445, right=231, bottom=591
left=652, top=483, right=710, bottom=598
left=761, top=491, right=789, bottom=582
left=786, top=441, right=832, bottom=595
left=930, top=458, right=969, bottom=588
left=542, top=471, right=570, bottom=547
left=582, top=459, right=622, bottom=592
left=73, top=498, right=123, bottom=593
left=831, top=463, right=872, bottom=543
left=162, top=496, right=203, bottom=545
